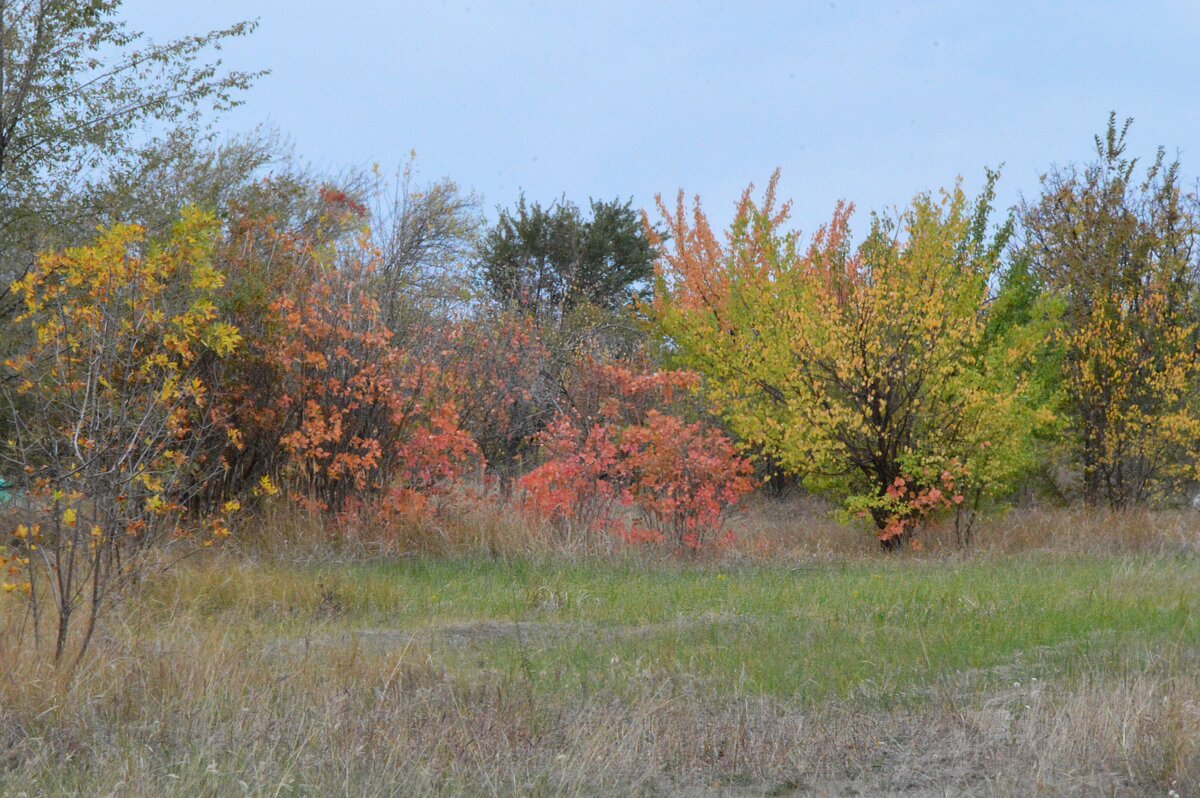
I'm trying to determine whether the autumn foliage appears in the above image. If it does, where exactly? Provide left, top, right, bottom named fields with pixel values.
left=265, top=249, right=476, bottom=514
left=1, top=210, right=243, bottom=662
left=5, top=112, right=1200, bottom=667
left=196, top=195, right=479, bottom=519
left=446, top=312, right=551, bottom=479
left=517, top=361, right=755, bottom=549
left=1021, top=117, right=1200, bottom=507
left=651, top=172, right=1052, bottom=545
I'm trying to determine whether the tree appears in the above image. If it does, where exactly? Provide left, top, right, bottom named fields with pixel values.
left=652, top=172, right=1051, bottom=546
left=1020, top=115, right=1200, bottom=507
left=476, top=195, right=656, bottom=321
left=0, top=0, right=261, bottom=290
left=0, top=209, right=242, bottom=664
left=466, top=194, right=660, bottom=477
left=80, top=128, right=314, bottom=239
left=369, top=154, right=482, bottom=334
left=446, top=310, right=554, bottom=479
left=202, top=192, right=477, bottom=518
left=196, top=183, right=377, bottom=510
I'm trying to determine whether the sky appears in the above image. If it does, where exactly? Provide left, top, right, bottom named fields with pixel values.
left=123, top=0, right=1200, bottom=232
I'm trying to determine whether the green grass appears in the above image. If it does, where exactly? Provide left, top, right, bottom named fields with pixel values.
left=155, top=552, right=1200, bottom=705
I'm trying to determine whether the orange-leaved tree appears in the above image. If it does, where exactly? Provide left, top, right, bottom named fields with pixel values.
left=177, top=184, right=477, bottom=520
left=267, top=244, right=477, bottom=515
left=208, top=198, right=478, bottom=519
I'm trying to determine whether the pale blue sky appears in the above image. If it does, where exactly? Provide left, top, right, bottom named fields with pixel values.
left=124, top=0, right=1200, bottom=230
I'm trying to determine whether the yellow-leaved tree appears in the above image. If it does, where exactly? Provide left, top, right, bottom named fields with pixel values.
left=1, top=208, right=241, bottom=664
left=1020, top=116, right=1200, bottom=508
left=652, top=172, right=1056, bottom=547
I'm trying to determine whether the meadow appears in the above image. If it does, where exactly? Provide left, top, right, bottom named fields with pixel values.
left=2, top=507, right=1198, bottom=797
left=3, top=6, right=1200, bottom=797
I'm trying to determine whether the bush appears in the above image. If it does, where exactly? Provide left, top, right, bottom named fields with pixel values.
left=518, top=362, right=754, bottom=550
left=1, top=210, right=242, bottom=663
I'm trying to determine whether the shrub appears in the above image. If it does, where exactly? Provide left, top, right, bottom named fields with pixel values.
left=447, top=311, right=553, bottom=480
left=257, top=238, right=477, bottom=513
left=1, top=210, right=241, bottom=663
left=209, top=197, right=477, bottom=518
left=518, top=362, right=754, bottom=550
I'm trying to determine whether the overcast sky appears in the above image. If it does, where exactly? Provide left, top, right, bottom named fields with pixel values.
left=123, top=0, right=1200, bottom=231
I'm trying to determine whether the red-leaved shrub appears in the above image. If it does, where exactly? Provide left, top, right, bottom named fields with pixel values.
left=518, top=361, right=754, bottom=550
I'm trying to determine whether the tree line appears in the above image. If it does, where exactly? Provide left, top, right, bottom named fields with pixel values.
left=1, top=2, right=1198, bottom=662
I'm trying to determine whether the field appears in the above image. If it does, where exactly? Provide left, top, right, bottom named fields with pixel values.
left=2, top=508, right=1199, bottom=797
left=4, top=3, right=1200, bottom=797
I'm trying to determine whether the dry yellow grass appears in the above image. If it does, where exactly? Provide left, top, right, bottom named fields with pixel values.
left=0, top=617, right=1196, bottom=796
left=228, top=493, right=1200, bottom=563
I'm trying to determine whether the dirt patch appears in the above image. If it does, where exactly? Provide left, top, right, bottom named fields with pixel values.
left=266, top=611, right=753, bottom=656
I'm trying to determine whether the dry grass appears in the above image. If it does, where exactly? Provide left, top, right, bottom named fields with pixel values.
left=228, top=490, right=600, bottom=563
left=231, top=493, right=1200, bottom=565
left=0, top=619, right=1196, bottom=796
left=1, top=503, right=1198, bottom=796
left=966, top=506, right=1200, bottom=556
left=728, top=496, right=1200, bottom=561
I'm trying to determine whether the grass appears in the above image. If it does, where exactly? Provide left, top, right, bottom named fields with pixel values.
left=151, top=553, right=1198, bottom=704
left=1, top=507, right=1199, bottom=795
